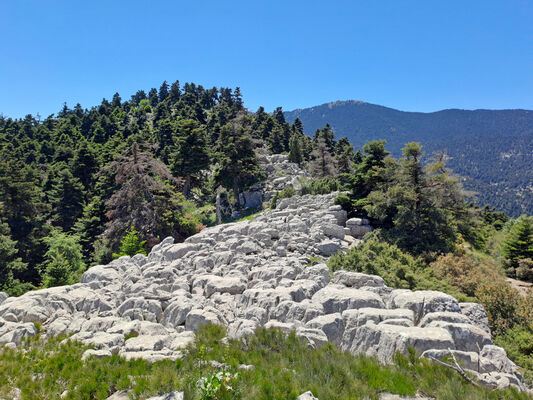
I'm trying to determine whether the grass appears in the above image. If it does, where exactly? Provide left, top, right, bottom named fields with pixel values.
left=0, top=325, right=530, bottom=400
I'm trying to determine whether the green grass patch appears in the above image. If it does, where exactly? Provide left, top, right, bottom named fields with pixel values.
left=0, top=325, right=530, bottom=400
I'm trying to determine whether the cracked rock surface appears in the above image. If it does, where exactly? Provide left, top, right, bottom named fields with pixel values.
left=0, top=193, right=526, bottom=391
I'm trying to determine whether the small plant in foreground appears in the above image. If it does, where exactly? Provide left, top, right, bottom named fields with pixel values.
left=197, top=370, right=240, bottom=400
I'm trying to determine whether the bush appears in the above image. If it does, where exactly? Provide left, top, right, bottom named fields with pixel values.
left=299, top=177, right=340, bottom=195
left=516, top=258, right=533, bottom=282
left=494, top=324, right=533, bottom=384
left=270, top=186, right=296, bottom=209
left=475, top=281, right=524, bottom=334
left=270, top=178, right=341, bottom=209
left=328, top=234, right=440, bottom=291
left=431, top=252, right=504, bottom=298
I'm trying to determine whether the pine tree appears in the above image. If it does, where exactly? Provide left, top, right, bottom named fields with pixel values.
left=0, top=160, right=47, bottom=283
left=148, top=88, right=159, bottom=107
left=154, top=118, right=175, bottom=164
left=170, top=119, right=210, bottom=198
left=112, top=227, right=147, bottom=258
left=0, top=211, right=27, bottom=291
left=364, top=142, right=474, bottom=256
left=43, top=251, right=72, bottom=288
left=71, top=140, right=98, bottom=190
left=214, top=116, right=265, bottom=205
left=308, top=137, right=337, bottom=178
left=73, top=196, right=106, bottom=259
left=268, top=125, right=285, bottom=154
left=168, top=80, right=181, bottom=104
left=102, top=143, right=192, bottom=249
left=288, top=132, right=303, bottom=165
left=42, top=228, right=85, bottom=287
left=159, top=80, right=169, bottom=102
left=502, top=216, right=533, bottom=269
left=314, top=124, right=335, bottom=151
left=335, top=137, right=355, bottom=173
left=48, top=166, right=85, bottom=231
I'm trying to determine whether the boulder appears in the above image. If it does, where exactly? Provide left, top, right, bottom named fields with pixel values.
left=204, top=276, right=247, bottom=297
left=317, top=240, right=342, bottom=256
left=460, top=302, right=490, bottom=334
left=296, top=327, right=329, bottom=348
left=306, top=313, right=344, bottom=345
left=185, top=309, right=224, bottom=331
left=390, top=290, right=461, bottom=323
left=350, top=322, right=455, bottom=363
left=479, top=345, right=519, bottom=374
left=82, top=349, right=112, bottom=361
left=426, top=321, right=492, bottom=352
left=320, top=224, right=345, bottom=240
left=297, top=391, right=319, bottom=400
left=421, top=348, right=480, bottom=371
left=312, top=286, right=384, bottom=314
left=162, top=243, right=200, bottom=261
left=145, top=392, right=184, bottom=400
left=333, top=271, right=385, bottom=289
left=81, top=265, right=120, bottom=284
left=161, top=297, right=195, bottom=328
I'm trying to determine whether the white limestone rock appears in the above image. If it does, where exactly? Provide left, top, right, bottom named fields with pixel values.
left=333, top=271, right=385, bottom=289
left=460, top=302, right=491, bottom=334
left=145, top=392, right=184, bottom=400
left=306, top=313, right=344, bottom=345
left=350, top=322, right=455, bottom=363
left=297, top=391, right=319, bottom=400
left=311, top=285, right=385, bottom=314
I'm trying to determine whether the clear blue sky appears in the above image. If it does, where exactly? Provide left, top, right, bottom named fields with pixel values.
left=1, top=0, right=532, bottom=118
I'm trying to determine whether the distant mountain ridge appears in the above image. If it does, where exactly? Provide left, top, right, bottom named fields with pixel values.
left=284, top=100, right=533, bottom=216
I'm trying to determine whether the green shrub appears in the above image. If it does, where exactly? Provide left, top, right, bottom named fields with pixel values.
left=112, top=226, right=147, bottom=259
left=270, top=186, right=296, bottom=209
left=299, top=177, right=340, bottom=195
left=329, top=234, right=427, bottom=289
left=494, top=323, right=533, bottom=384
left=197, top=370, right=240, bottom=400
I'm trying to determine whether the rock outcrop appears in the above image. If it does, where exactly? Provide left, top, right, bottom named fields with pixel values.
left=0, top=193, right=526, bottom=391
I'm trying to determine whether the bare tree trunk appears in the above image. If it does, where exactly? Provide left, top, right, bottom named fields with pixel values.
left=216, top=186, right=222, bottom=225
left=183, top=175, right=191, bottom=199
left=233, top=178, right=241, bottom=209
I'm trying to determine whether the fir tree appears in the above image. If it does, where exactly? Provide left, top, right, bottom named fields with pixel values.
left=159, top=80, right=169, bottom=102
left=288, top=132, right=304, bottom=165
left=0, top=211, right=27, bottom=291
left=503, top=216, right=533, bottom=269
left=308, top=137, right=337, bottom=178
left=48, top=166, right=85, bottom=231
left=170, top=119, right=210, bottom=198
left=214, top=116, right=265, bottom=205
left=42, top=228, right=85, bottom=287
left=71, top=140, right=98, bottom=190
left=112, top=226, right=147, bottom=258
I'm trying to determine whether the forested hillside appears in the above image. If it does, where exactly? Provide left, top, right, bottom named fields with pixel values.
left=284, top=100, right=533, bottom=216
left=0, top=81, right=311, bottom=294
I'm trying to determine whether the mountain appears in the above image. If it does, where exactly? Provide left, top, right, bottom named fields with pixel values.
left=284, top=101, right=533, bottom=216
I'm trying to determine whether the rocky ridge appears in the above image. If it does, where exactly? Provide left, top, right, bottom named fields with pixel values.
left=0, top=193, right=527, bottom=391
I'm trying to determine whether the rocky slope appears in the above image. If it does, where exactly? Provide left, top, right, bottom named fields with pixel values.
left=0, top=193, right=527, bottom=391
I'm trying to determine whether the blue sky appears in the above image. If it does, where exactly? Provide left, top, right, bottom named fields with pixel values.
left=1, top=0, right=532, bottom=118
